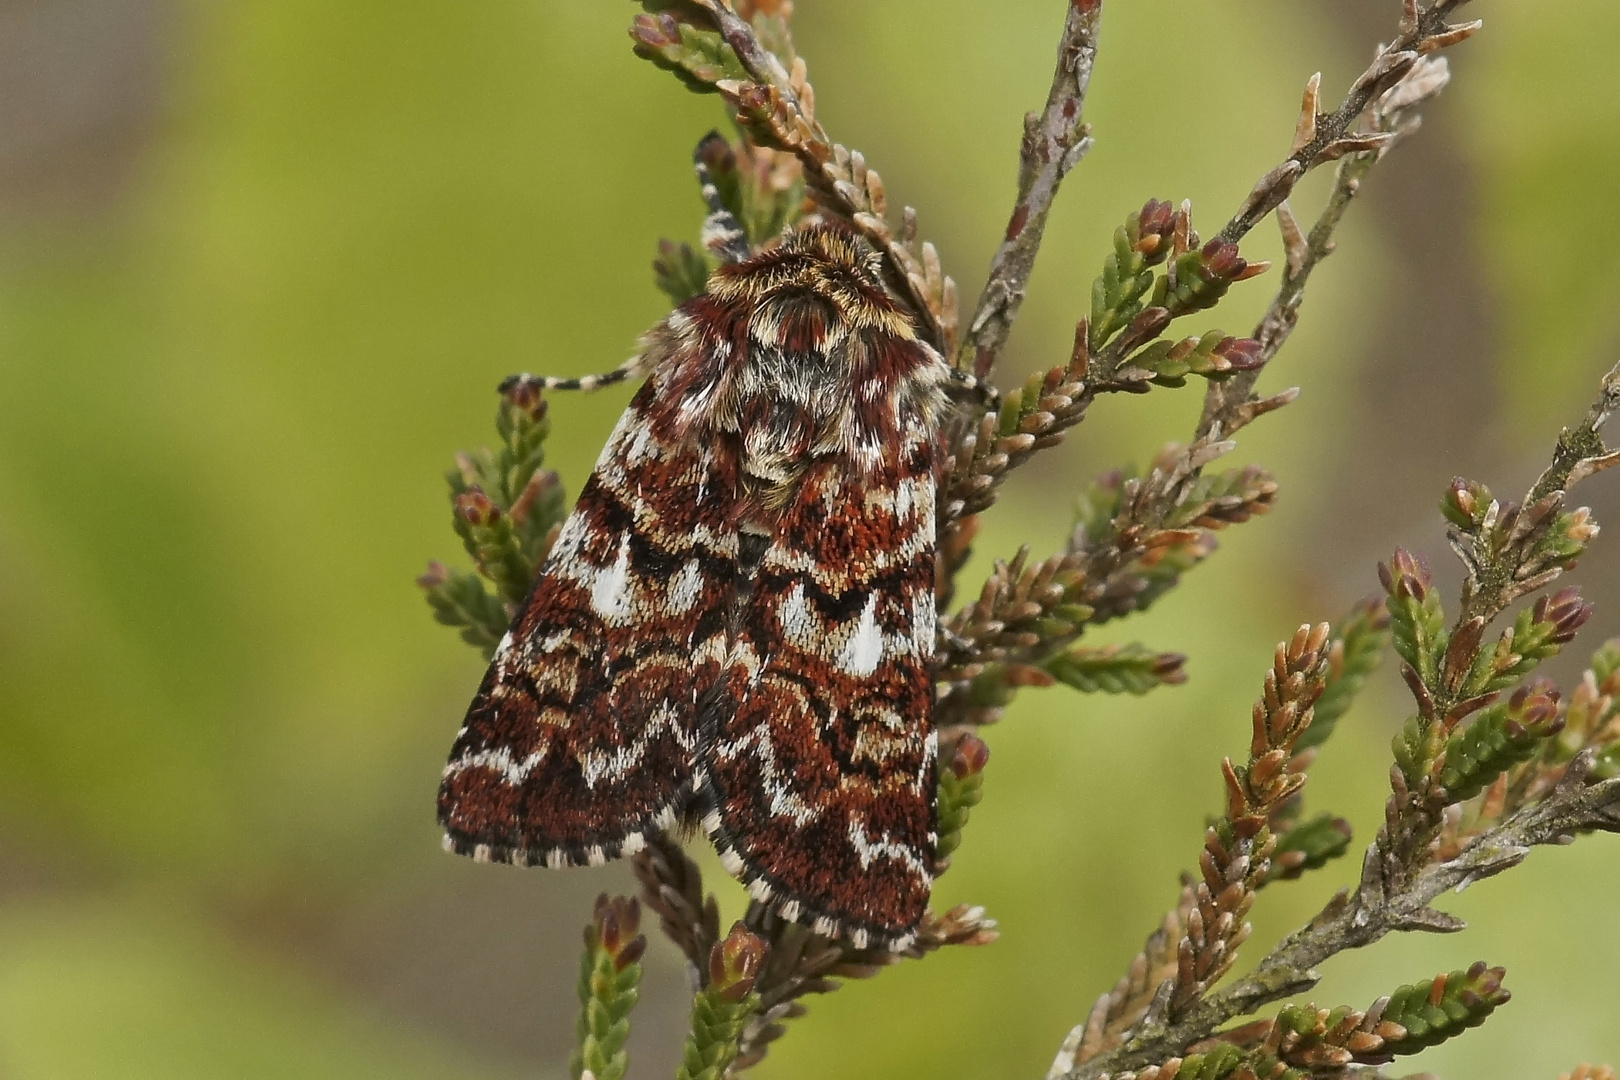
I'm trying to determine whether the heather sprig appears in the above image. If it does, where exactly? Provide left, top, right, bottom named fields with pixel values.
left=1298, top=597, right=1391, bottom=752
left=421, top=3, right=1620, bottom=1078
left=935, top=733, right=989, bottom=869
left=570, top=896, right=647, bottom=1080
left=630, top=0, right=960, bottom=354
left=677, top=925, right=768, bottom=1080
left=1044, top=644, right=1188, bottom=697
left=1169, top=624, right=1332, bottom=1017
left=421, top=380, right=565, bottom=654
left=1225, top=962, right=1509, bottom=1070
left=1070, top=358, right=1620, bottom=1080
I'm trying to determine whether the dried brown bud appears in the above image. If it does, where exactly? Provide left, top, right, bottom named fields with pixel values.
left=951, top=733, right=991, bottom=779
left=456, top=489, right=501, bottom=526
left=592, top=894, right=641, bottom=951
left=630, top=13, right=681, bottom=51
left=1379, top=547, right=1431, bottom=600
left=1200, top=238, right=1248, bottom=281
left=1535, top=586, right=1594, bottom=644
left=1134, top=198, right=1178, bottom=255
left=708, top=923, right=768, bottom=1000
left=501, top=377, right=549, bottom=421
left=1213, top=337, right=1265, bottom=372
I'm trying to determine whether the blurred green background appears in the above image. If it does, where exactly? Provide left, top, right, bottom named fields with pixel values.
left=1, top=1, right=1617, bottom=1076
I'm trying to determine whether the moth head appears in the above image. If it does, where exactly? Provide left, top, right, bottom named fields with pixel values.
left=709, top=222, right=915, bottom=342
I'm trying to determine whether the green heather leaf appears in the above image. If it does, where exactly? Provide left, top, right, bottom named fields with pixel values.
left=654, top=240, right=713, bottom=305
left=1440, top=691, right=1563, bottom=802
left=1591, top=637, right=1620, bottom=685
left=1267, top=812, right=1353, bottom=882
left=1385, top=572, right=1446, bottom=689
left=1378, top=963, right=1510, bottom=1056
left=1298, top=599, right=1391, bottom=751
left=936, top=771, right=985, bottom=862
left=1044, top=643, right=1185, bottom=695
left=420, top=567, right=509, bottom=657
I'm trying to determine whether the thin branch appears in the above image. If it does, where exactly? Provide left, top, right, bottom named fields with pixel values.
left=960, top=0, right=1102, bottom=379
left=1067, top=757, right=1620, bottom=1079
left=1063, top=277, right=1620, bottom=1080
left=632, top=834, right=721, bottom=976
left=1216, top=0, right=1479, bottom=246
left=1200, top=49, right=1456, bottom=438
left=1530, top=357, right=1620, bottom=503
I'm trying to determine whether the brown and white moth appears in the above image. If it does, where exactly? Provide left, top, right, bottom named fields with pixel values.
left=438, top=138, right=986, bottom=951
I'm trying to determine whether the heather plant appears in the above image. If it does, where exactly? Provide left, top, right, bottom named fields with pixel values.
left=421, top=2, right=1620, bottom=1077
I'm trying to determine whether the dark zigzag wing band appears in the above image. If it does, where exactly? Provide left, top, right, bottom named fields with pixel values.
left=698, top=427, right=938, bottom=951
left=438, top=380, right=736, bottom=868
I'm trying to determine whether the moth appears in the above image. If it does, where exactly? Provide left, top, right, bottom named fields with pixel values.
left=438, top=140, right=987, bottom=951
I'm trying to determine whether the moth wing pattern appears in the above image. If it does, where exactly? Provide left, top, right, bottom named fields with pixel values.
left=701, top=425, right=940, bottom=951
left=438, top=377, right=737, bottom=868
left=439, top=223, right=959, bottom=953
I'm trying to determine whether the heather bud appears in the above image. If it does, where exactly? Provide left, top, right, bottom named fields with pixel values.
left=708, top=924, right=767, bottom=1001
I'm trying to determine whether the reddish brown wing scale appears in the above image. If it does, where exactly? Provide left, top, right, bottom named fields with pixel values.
left=438, top=382, right=737, bottom=868
left=699, top=426, right=938, bottom=951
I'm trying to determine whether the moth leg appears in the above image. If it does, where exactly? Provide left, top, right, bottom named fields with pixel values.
left=934, top=621, right=975, bottom=660
left=945, top=366, right=1001, bottom=414
left=498, top=356, right=652, bottom=395
left=694, top=132, right=752, bottom=266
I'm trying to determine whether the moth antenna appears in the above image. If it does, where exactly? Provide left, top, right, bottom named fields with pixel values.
left=693, top=131, right=752, bottom=265
left=498, top=358, right=647, bottom=395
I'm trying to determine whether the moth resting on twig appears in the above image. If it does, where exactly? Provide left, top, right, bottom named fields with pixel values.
left=438, top=147, right=989, bottom=950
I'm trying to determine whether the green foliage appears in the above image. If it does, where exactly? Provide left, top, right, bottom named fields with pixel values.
left=678, top=927, right=767, bottom=1080
left=996, top=364, right=1074, bottom=438
left=1088, top=200, right=1177, bottom=350
left=1168, top=1043, right=1244, bottom=1080
left=418, top=562, right=509, bottom=657
left=1298, top=598, right=1391, bottom=752
left=571, top=897, right=647, bottom=1080
left=1069, top=468, right=1235, bottom=627
left=1158, top=240, right=1252, bottom=318
left=936, top=735, right=989, bottom=863
left=1477, top=588, right=1592, bottom=693
left=1084, top=201, right=1267, bottom=387
left=1043, top=643, right=1187, bottom=695
left=1164, top=465, right=1278, bottom=531
left=1440, top=477, right=1494, bottom=531
left=655, top=239, right=714, bottom=305
left=449, top=489, right=537, bottom=607
left=1268, top=812, right=1353, bottom=882
left=630, top=14, right=749, bottom=93
left=1381, top=548, right=1447, bottom=690
left=1377, top=963, right=1511, bottom=1056
left=1594, top=638, right=1620, bottom=686
left=1533, top=508, right=1597, bottom=573
left=1120, top=330, right=1262, bottom=388
left=1440, top=685, right=1565, bottom=802
left=1392, top=715, right=1432, bottom=790
left=423, top=384, right=566, bottom=645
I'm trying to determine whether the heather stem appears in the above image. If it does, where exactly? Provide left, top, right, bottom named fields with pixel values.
left=960, top=0, right=1102, bottom=379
